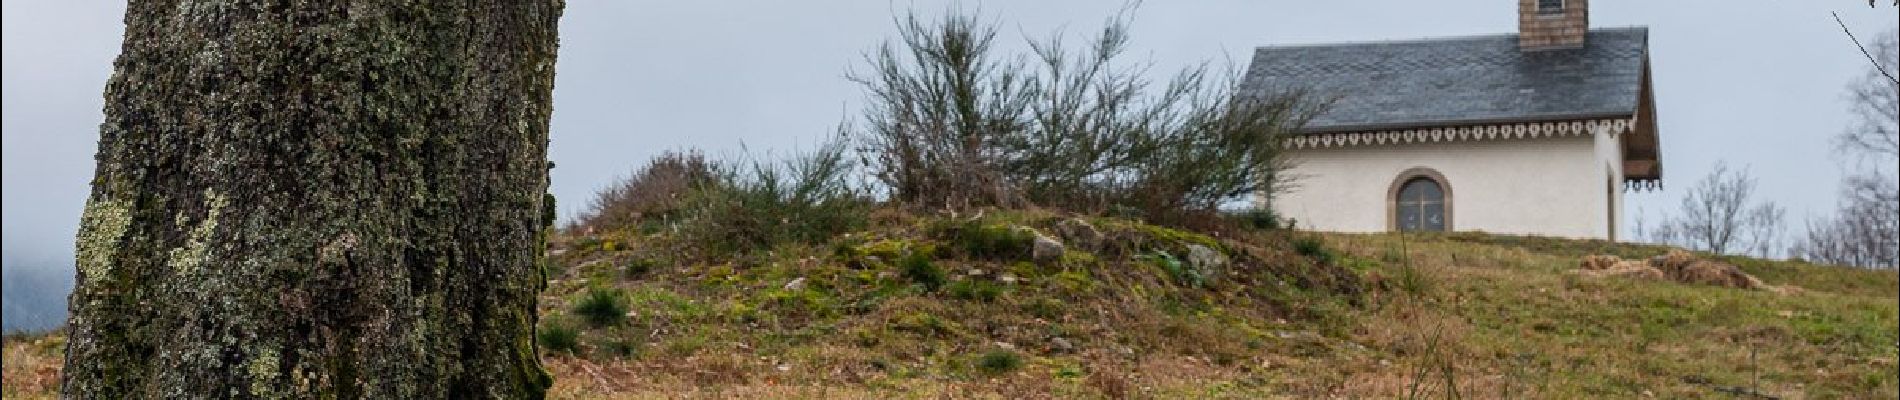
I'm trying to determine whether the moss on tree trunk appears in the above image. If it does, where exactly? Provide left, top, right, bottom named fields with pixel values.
left=62, top=2, right=563, bottom=398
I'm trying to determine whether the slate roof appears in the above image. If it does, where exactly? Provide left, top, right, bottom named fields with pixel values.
left=1242, top=27, right=1649, bottom=133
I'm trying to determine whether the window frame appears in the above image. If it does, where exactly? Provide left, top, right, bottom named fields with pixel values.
left=1387, top=167, right=1454, bottom=232
left=1536, top=0, right=1566, bottom=15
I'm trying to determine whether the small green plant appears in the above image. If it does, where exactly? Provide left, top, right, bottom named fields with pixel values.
left=949, top=221, right=1034, bottom=259
left=1393, top=263, right=1435, bottom=295
left=899, top=251, right=947, bottom=290
left=624, top=257, right=659, bottom=278
left=1381, top=246, right=1407, bottom=263
left=662, top=335, right=709, bottom=357
left=975, top=348, right=1025, bottom=375
left=572, top=286, right=630, bottom=327
left=761, top=287, right=839, bottom=320
left=1052, top=270, right=1096, bottom=293
left=1139, top=250, right=1204, bottom=288
left=537, top=321, right=580, bottom=354
left=572, top=236, right=603, bottom=251
left=1234, top=208, right=1283, bottom=230
left=1293, top=235, right=1335, bottom=265
left=600, top=337, right=639, bottom=358
left=947, top=279, right=1005, bottom=302
left=1025, top=297, right=1066, bottom=319
left=893, top=312, right=957, bottom=337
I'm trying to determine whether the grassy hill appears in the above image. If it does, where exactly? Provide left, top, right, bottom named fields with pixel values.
left=6, top=212, right=1896, bottom=399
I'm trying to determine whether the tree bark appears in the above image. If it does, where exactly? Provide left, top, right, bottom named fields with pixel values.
left=62, top=1, right=563, bottom=398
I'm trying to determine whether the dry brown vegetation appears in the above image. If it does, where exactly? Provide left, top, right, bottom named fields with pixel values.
left=572, top=150, right=715, bottom=234
left=1575, top=250, right=1786, bottom=293
left=1323, top=233, right=1896, bottom=398
left=8, top=226, right=1895, bottom=398
left=1, top=332, right=62, bottom=400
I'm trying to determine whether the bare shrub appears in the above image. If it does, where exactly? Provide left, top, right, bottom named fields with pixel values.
left=850, top=9, right=1321, bottom=223
left=677, top=138, right=869, bottom=256
left=1793, top=177, right=1898, bottom=268
left=1642, top=162, right=1784, bottom=257
left=576, top=151, right=715, bottom=233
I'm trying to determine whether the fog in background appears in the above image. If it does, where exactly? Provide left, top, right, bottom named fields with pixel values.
left=5, top=1, right=1894, bottom=331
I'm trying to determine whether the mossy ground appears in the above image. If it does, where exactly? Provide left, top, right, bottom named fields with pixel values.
left=530, top=209, right=1363, bottom=398
left=6, top=217, right=1895, bottom=398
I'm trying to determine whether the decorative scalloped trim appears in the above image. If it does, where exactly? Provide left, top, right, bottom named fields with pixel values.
left=1286, top=118, right=1634, bottom=150
left=1624, top=179, right=1663, bottom=192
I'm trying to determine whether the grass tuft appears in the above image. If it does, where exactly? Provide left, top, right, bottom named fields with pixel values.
left=1293, top=235, right=1335, bottom=265
left=944, top=220, right=1035, bottom=259
left=572, top=286, right=630, bottom=327
left=975, top=348, right=1025, bottom=375
left=537, top=321, right=580, bottom=354
left=947, top=279, right=1006, bottom=302
left=900, top=250, right=947, bottom=291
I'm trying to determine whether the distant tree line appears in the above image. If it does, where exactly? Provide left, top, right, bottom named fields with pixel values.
left=1792, top=26, right=1898, bottom=269
left=1641, top=26, right=1897, bottom=269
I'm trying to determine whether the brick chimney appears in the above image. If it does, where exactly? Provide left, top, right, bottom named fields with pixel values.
left=1519, top=0, right=1588, bottom=50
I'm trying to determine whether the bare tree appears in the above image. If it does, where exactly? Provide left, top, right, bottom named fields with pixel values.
left=1838, top=28, right=1899, bottom=160
left=1793, top=26, right=1899, bottom=269
left=1645, top=163, right=1786, bottom=257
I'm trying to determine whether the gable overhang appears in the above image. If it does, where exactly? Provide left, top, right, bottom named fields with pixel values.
left=1619, top=55, right=1662, bottom=190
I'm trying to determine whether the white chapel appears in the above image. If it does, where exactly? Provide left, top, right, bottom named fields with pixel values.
left=1245, top=0, right=1661, bottom=240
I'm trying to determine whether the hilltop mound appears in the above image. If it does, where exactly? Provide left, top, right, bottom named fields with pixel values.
left=6, top=220, right=1894, bottom=399
left=535, top=209, right=1365, bottom=397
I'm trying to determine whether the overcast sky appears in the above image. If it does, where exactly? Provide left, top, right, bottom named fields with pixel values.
left=3, top=1, right=1895, bottom=328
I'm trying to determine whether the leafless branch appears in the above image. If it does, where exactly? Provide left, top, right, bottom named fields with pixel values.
left=1834, top=12, right=1899, bottom=86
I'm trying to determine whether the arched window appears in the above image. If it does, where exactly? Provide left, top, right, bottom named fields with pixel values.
left=1396, top=178, right=1446, bottom=232
left=1388, top=168, right=1452, bottom=232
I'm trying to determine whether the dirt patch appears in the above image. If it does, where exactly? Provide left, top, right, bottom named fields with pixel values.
left=1573, top=250, right=1791, bottom=293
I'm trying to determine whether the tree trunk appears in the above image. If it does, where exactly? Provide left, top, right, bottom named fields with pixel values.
left=62, top=2, right=563, bottom=398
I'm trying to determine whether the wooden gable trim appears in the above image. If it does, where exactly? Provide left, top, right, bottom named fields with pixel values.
left=1620, top=58, right=1663, bottom=189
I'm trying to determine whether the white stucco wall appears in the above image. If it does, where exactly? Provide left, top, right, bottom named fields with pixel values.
left=1592, top=126, right=1625, bottom=241
left=1272, top=129, right=1623, bottom=240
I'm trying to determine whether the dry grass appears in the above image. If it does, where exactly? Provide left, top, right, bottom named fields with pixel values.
left=8, top=228, right=1894, bottom=399
left=1322, top=232, right=1898, bottom=398
left=2, top=332, right=63, bottom=400
left=541, top=350, right=1274, bottom=399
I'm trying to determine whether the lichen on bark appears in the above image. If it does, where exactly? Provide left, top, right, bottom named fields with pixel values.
left=73, top=197, right=132, bottom=285
left=62, top=2, right=566, bottom=398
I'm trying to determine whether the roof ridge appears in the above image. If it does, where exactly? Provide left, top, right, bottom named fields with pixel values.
left=1253, top=26, right=1648, bottom=51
